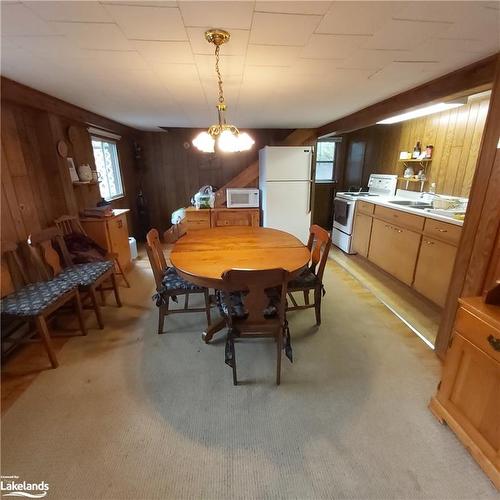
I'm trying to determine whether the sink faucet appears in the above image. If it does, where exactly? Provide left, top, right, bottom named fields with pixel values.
left=420, top=191, right=441, bottom=199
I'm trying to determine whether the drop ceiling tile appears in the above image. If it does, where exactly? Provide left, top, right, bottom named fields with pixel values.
left=243, top=66, right=291, bottom=84
left=152, top=63, right=200, bottom=82
left=101, top=1, right=178, bottom=7
left=250, top=12, right=321, bottom=46
left=255, top=1, right=332, bottom=15
left=179, top=1, right=254, bottom=29
left=24, top=1, right=112, bottom=23
left=316, top=1, right=403, bottom=35
left=103, top=4, right=187, bottom=41
left=132, top=40, right=194, bottom=63
left=289, top=59, right=337, bottom=77
left=393, top=1, right=480, bottom=23
left=50, top=22, right=133, bottom=50
left=1, top=3, right=56, bottom=36
left=83, top=50, right=150, bottom=70
left=188, top=28, right=249, bottom=55
left=301, top=34, right=371, bottom=60
left=362, top=19, right=452, bottom=51
left=245, top=44, right=299, bottom=66
left=341, top=48, right=412, bottom=70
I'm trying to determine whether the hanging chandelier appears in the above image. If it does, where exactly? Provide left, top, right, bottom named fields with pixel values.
left=192, top=29, right=254, bottom=153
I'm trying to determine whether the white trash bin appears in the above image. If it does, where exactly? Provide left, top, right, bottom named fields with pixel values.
left=128, top=237, right=138, bottom=260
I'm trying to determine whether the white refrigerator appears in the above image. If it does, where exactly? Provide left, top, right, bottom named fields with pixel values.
left=259, top=146, right=312, bottom=244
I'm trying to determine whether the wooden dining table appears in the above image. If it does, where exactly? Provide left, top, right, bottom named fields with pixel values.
left=170, top=226, right=310, bottom=342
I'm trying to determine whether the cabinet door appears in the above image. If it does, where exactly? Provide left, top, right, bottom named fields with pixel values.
left=107, top=214, right=131, bottom=270
left=413, top=237, right=457, bottom=307
left=352, top=213, right=372, bottom=257
left=211, top=209, right=254, bottom=227
left=437, top=333, right=500, bottom=473
left=368, top=218, right=421, bottom=285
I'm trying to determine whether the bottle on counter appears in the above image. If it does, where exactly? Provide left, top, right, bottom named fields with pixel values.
left=412, top=141, right=421, bottom=159
left=425, top=145, right=434, bottom=158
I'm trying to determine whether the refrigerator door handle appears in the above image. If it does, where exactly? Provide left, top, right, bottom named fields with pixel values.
left=307, top=181, right=312, bottom=214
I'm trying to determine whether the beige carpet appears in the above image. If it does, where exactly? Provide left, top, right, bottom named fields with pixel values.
left=1, top=256, right=497, bottom=499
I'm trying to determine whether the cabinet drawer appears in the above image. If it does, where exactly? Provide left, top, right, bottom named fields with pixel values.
left=424, top=219, right=461, bottom=245
left=211, top=210, right=253, bottom=227
left=374, top=205, right=424, bottom=232
left=186, top=219, right=210, bottom=231
left=455, top=308, right=500, bottom=363
left=357, top=201, right=374, bottom=215
left=186, top=209, right=211, bottom=222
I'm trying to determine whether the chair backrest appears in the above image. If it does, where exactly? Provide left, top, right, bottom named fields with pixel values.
left=221, top=268, right=289, bottom=326
left=54, top=215, right=87, bottom=236
left=28, top=227, right=73, bottom=280
left=306, top=225, right=332, bottom=281
left=146, top=229, right=167, bottom=270
left=1, top=242, right=27, bottom=298
left=145, top=242, right=164, bottom=289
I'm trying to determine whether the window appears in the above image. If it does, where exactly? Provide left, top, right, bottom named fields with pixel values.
left=315, top=140, right=337, bottom=181
left=91, top=137, right=124, bottom=201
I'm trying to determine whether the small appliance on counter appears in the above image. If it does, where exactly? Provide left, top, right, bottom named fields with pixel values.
left=191, top=185, right=216, bottom=209
left=332, top=174, right=398, bottom=254
left=226, top=188, right=259, bottom=208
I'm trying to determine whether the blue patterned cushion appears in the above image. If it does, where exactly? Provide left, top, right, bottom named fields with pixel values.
left=288, top=268, right=318, bottom=289
left=1, top=279, right=76, bottom=317
left=56, top=261, right=114, bottom=287
left=153, top=267, right=203, bottom=306
left=216, top=288, right=281, bottom=319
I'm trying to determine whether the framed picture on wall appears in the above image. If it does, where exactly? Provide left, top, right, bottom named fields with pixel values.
left=67, top=157, right=79, bottom=182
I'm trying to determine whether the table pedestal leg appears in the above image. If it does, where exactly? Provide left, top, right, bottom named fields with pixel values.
left=203, top=318, right=226, bottom=343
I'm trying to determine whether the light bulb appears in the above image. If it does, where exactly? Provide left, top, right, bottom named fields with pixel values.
left=218, top=129, right=238, bottom=152
left=192, top=131, right=215, bottom=153
left=237, top=132, right=254, bottom=151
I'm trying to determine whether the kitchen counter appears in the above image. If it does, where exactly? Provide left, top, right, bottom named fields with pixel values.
left=355, top=196, right=464, bottom=226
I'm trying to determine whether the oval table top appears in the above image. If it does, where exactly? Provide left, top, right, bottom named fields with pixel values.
left=170, top=226, right=310, bottom=288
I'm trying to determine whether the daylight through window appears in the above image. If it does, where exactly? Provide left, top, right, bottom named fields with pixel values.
left=91, top=137, right=124, bottom=201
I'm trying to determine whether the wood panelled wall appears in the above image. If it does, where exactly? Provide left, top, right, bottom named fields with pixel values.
left=1, top=80, right=139, bottom=244
left=341, top=95, right=490, bottom=197
left=140, top=128, right=291, bottom=232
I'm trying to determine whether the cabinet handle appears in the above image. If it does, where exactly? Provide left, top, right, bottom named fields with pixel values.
left=385, top=224, right=391, bottom=229
left=425, top=240, right=434, bottom=245
left=436, top=228, right=447, bottom=232
left=487, top=335, right=500, bottom=351
left=395, top=228, right=402, bottom=233
left=117, top=220, right=123, bottom=229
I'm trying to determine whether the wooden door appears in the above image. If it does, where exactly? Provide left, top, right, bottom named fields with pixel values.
left=413, top=237, right=457, bottom=307
left=437, top=332, right=500, bottom=475
left=352, top=212, right=372, bottom=257
left=368, top=218, right=421, bottom=285
left=344, top=140, right=366, bottom=190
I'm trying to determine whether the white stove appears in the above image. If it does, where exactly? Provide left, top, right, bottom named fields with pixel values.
left=333, top=174, right=398, bottom=254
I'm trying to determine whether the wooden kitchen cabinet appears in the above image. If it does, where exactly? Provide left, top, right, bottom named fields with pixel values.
left=368, top=218, right=421, bottom=285
left=185, top=207, right=260, bottom=232
left=211, top=208, right=259, bottom=228
left=413, top=237, right=457, bottom=307
left=81, top=209, right=132, bottom=271
left=429, top=297, right=500, bottom=489
left=352, top=212, right=373, bottom=257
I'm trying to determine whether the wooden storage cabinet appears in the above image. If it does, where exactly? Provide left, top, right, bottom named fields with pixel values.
left=413, top=237, right=457, bottom=307
left=185, top=207, right=260, bottom=232
left=351, top=212, right=373, bottom=257
left=430, top=298, right=500, bottom=489
left=357, top=200, right=374, bottom=215
left=368, top=218, right=421, bottom=286
left=81, top=209, right=132, bottom=271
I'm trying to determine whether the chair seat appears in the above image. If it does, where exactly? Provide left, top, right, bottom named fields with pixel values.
left=56, top=260, right=114, bottom=287
left=216, top=289, right=280, bottom=320
left=162, top=267, right=203, bottom=291
left=288, top=268, right=319, bottom=289
left=1, top=279, right=76, bottom=317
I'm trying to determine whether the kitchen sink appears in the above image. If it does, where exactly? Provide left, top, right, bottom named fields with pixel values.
left=389, top=200, right=433, bottom=209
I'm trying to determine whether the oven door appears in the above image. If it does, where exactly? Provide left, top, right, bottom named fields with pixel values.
left=333, top=198, right=355, bottom=234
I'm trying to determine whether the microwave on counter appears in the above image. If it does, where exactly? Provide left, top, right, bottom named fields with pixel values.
left=226, top=188, right=260, bottom=208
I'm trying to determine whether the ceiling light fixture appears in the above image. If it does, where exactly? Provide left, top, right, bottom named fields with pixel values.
left=192, top=29, right=254, bottom=153
left=376, top=100, right=466, bottom=125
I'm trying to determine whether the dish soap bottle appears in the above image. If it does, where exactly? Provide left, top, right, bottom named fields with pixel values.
left=412, top=141, right=421, bottom=159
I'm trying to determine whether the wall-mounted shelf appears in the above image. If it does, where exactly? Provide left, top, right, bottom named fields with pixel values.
left=397, top=159, right=432, bottom=163
left=73, top=181, right=100, bottom=186
left=397, top=177, right=427, bottom=191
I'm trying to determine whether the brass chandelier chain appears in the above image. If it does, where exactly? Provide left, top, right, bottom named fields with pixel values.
left=214, top=44, right=225, bottom=105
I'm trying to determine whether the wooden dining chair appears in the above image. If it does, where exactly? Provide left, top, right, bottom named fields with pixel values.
left=286, top=224, right=332, bottom=325
left=220, top=268, right=291, bottom=385
left=28, top=227, right=121, bottom=330
left=146, top=228, right=211, bottom=334
left=1, top=241, right=86, bottom=368
left=54, top=214, right=130, bottom=288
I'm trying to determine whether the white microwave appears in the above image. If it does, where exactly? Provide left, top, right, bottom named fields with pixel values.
left=226, top=188, right=260, bottom=208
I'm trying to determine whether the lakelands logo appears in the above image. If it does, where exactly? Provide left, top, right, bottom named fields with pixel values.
left=1, top=476, right=49, bottom=498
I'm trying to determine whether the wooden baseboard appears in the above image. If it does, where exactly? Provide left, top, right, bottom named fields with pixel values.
left=428, top=396, right=500, bottom=490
